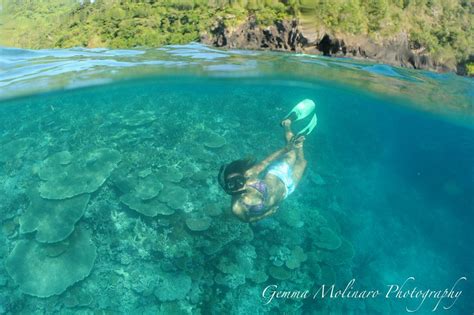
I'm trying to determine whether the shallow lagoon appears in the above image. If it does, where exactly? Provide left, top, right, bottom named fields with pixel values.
left=0, top=43, right=473, bottom=314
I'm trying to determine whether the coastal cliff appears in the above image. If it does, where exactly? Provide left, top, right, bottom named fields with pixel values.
left=1, top=1, right=472, bottom=75
left=200, top=16, right=459, bottom=73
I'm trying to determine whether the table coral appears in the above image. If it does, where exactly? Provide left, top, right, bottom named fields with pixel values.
left=185, top=217, right=212, bottom=232
left=285, top=246, right=308, bottom=270
left=314, top=227, right=342, bottom=250
left=268, top=266, right=291, bottom=281
left=134, top=174, right=163, bottom=200
left=5, top=228, right=97, bottom=298
left=38, top=148, right=121, bottom=199
left=36, top=151, right=73, bottom=180
left=120, top=193, right=174, bottom=217
left=318, top=238, right=355, bottom=266
left=157, top=166, right=184, bottom=183
left=157, top=184, right=189, bottom=210
left=202, top=132, right=226, bottom=149
left=20, top=189, right=90, bottom=243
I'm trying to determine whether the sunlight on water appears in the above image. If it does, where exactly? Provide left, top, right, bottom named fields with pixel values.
left=1, top=43, right=472, bottom=126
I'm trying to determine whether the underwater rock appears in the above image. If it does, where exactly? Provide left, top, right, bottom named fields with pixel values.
left=268, top=266, right=291, bottom=281
left=202, top=132, right=226, bottom=149
left=20, top=189, right=90, bottom=243
left=314, top=227, right=342, bottom=250
left=38, top=148, right=122, bottom=199
left=185, top=217, right=212, bottom=232
left=120, top=194, right=174, bottom=217
left=285, top=246, right=308, bottom=270
left=154, top=272, right=191, bottom=302
left=319, top=238, right=355, bottom=266
left=157, top=184, right=189, bottom=210
left=5, top=228, right=97, bottom=298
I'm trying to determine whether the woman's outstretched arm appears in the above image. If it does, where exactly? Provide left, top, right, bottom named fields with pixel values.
left=245, top=146, right=289, bottom=177
left=246, top=134, right=303, bottom=178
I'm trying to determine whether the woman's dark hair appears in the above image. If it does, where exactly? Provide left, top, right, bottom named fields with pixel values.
left=218, top=157, right=256, bottom=195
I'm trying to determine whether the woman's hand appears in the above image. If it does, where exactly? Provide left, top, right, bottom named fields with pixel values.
left=285, top=135, right=305, bottom=151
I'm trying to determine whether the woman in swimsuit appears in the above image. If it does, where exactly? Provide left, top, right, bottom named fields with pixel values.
left=218, top=118, right=310, bottom=223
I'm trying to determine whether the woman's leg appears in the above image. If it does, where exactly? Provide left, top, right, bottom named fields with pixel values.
left=281, top=119, right=294, bottom=143
left=280, top=118, right=297, bottom=166
left=291, top=138, right=307, bottom=186
left=281, top=119, right=307, bottom=185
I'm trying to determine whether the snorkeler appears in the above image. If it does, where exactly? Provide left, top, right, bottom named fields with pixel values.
left=218, top=99, right=317, bottom=223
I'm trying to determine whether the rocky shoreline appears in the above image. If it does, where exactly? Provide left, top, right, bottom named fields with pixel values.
left=200, top=16, right=464, bottom=74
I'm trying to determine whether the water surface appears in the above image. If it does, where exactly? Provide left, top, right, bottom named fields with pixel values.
left=0, top=43, right=472, bottom=314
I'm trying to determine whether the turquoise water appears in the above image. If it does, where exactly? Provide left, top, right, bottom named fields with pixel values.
left=0, top=43, right=473, bottom=314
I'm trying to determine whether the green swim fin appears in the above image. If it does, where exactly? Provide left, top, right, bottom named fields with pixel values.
left=297, top=113, right=318, bottom=136
left=283, top=99, right=316, bottom=122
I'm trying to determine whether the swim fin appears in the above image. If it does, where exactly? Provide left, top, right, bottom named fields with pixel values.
left=282, top=99, right=316, bottom=122
left=297, top=113, right=318, bottom=136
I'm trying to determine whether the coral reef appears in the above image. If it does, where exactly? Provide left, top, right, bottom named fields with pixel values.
left=313, top=227, right=342, bottom=250
left=0, top=137, right=35, bottom=164
left=120, top=193, right=175, bottom=217
left=185, top=217, right=212, bottom=232
left=19, top=188, right=90, bottom=243
left=5, top=228, right=97, bottom=298
left=0, top=81, right=362, bottom=314
left=154, top=272, right=192, bottom=302
left=38, top=148, right=121, bottom=199
left=202, top=131, right=226, bottom=149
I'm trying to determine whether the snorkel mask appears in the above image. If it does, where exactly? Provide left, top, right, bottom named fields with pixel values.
left=218, top=165, right=246, bottom=195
